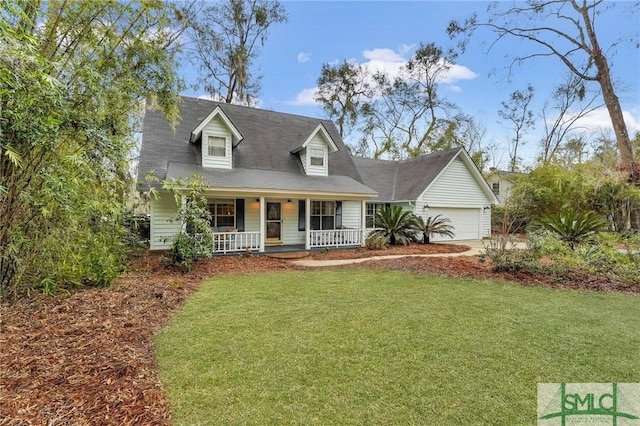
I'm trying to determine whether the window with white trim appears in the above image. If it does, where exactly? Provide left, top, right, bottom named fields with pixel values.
left=207, top=135, right=226, bottom=157
left=208, top=199, right=235, bottom=229
left=492, top=182, right=500, bottom=196
left=366, top=203, right=384, bottom=228
left=310, top=201, right=334, bottom=230
left=310, top=148, right=324, bottom=166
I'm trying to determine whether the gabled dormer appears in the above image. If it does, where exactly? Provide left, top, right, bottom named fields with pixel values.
left=291, top=123, right=339, bottom=177
left=190, top=106, right=243, bottom=169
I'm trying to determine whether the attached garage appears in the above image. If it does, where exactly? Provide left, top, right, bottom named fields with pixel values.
left=428, top=207, right=481, bottom=241
left=354, top=148, right=499, bottom=242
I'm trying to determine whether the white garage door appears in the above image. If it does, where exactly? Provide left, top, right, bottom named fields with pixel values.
left=428, top=208, right=480, bottom=241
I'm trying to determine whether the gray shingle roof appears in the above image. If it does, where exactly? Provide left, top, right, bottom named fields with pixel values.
left=352, top=148, right=462, bottom=201
left=138, top=96, right=375, bottom=196
left=166, top=163, right=376, bottom=195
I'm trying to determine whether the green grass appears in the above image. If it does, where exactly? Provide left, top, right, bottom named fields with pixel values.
left=155, top=270, right=639, bottom=425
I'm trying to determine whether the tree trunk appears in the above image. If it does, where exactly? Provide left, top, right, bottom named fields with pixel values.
left=580, top=3, right=637, bottom=181
left=423, top=232, right=430, bottom=244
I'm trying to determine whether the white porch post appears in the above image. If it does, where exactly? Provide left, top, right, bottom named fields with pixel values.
left=361, top=200, right=367, bottom=247
left=259, top=197, right=265, bottom=252
left=305, top=197, right=311, bottom=250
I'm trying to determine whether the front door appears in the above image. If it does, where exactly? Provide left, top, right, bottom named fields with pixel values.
left=266, top=202, right=282, bottom=244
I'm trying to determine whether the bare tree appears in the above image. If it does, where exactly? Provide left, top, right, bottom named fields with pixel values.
left=314, top=60, right=372, bottom=138
left=183, top=0, right=287, bottom=105
left=539, top=73, right=601, bottom=164
left=448, top=0, right=639, bottom=180
left=555, top=137, right=589, bottom=166
left=360, top=43, right=458, bottom=158
left=498, top=85, right=535, bottom=172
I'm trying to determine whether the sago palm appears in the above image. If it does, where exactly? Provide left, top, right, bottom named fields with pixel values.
left=371, top=206, right=418, bottom=246
left=534, top=210, right=608, bottom=249
left=414, top=214, right=455, bottom=244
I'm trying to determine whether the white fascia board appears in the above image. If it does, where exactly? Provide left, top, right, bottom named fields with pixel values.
left=189, top=106, right=244, bottom=145
left=291, top=123, right=339, bottom=154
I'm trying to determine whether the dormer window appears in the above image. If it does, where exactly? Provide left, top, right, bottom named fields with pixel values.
left=208, top=136, right=226, bottom=157
left=310, top=148, right=325, bottom=166
left=290, top=123, right=338, bottom=177
left=189, top=106, right=243, bottom=170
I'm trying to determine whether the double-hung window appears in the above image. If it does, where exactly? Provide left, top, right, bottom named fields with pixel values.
left=208, top=136, right=226, bottom=157
left=310, top=201, right=334, bottom=230
left=208, top=199, right=235, bottom=229
left=366, top=203, right=384, bottom=228
left=492, top=182, right=500, bottom=196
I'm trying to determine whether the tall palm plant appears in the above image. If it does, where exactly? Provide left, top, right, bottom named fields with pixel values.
left=371, top=206, right=418, bottom=245
left=414, top=215, right=455, bottom=244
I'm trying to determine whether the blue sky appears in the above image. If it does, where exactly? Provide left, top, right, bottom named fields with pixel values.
left=182, top=1, right=640, bottom=167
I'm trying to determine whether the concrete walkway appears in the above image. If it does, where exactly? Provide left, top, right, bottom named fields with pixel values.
left=290, top=240, right=490, bottom=268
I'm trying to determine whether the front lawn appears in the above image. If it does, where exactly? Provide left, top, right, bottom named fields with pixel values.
left=155, top=270, right=639, bottom=425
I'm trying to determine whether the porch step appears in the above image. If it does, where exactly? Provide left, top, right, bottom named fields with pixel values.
left=266, top=251, right=310, bottom=260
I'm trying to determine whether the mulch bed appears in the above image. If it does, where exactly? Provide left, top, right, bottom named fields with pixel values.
left=0, top=244, right=636, bottom=425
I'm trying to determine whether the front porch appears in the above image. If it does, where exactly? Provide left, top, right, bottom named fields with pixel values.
left=212, top=227, right=369, bottom=254
left=150, top=193, right=376, bottom=252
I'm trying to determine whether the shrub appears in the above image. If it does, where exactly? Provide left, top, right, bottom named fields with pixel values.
left=533, top=210, right=608, bottom=249
left=365, top=234, right=389, bottom=250
left=486, top=230, right=640, bottom=285
left=121, top=211, right=150, bottom=257
left=162, top=176, right=214, bottom=270
left=479, top=236, right=540, bottom=273
left=164, top=233, right=202, bottom=271
left=370, top=206, right=418, bottom=246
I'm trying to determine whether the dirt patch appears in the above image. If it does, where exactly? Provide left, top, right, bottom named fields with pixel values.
left=0, top=244, right=635, bottom=425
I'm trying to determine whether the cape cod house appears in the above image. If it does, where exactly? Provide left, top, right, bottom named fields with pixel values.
left=138, top=96, right=497, bottom=253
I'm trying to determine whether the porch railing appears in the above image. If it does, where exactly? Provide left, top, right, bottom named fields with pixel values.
left=308, top=228, right=364, bottom=248
left=212, top=231, right=261, bottom=254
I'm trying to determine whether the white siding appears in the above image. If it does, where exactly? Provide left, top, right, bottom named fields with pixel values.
left=202, top=115, right=232, bottom=169
left=150, top=192, right=181, bottom=250
left=244, top=198, right=261, bottom=233
left=422, top=158, right=492, bottom=207
left=341, top=201, right=362, bottom=228
left=415, top=157, right=493, bottom=240
left=482, top=208, right=491, bottom=238
left=282, top=201, right=304, bottom=244
left=303, top=137, right=328, bottom=176
left=299, top=150, right=307, bottom=172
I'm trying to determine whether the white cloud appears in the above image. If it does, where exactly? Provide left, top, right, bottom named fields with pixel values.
left=285, top=87, right=318, bottom=106
left=398, top=43, right=415, bottom=55
left=569, top=107, right=640, bottom=135
left=287, top=45, right=478, bottom=106
left=439, top=63, right=478, bottom=84
left=297, top=52, right=311, bottom=63
left=362, top=48, right=405, bottom=63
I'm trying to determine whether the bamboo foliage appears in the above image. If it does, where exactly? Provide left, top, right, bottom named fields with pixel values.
left=0, top=1, right=184, bottom=296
